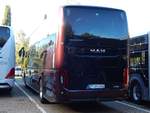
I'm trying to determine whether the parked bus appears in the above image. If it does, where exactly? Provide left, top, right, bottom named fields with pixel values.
left=0, top=25, right=15, bottom=91
left=129, top=33, right=150, bottom=104
left=22, top=5, right=129, bottom=103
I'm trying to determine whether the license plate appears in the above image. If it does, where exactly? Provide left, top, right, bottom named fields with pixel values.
left=87, top=84, right=105, bottom=89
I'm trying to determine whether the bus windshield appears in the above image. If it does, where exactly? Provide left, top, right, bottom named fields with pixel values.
left=0, top=27, right=10, bottom=47
left=64, top=6, right=128, bottom=40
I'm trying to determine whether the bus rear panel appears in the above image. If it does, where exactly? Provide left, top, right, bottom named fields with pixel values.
left=54, top=6, right=128, bottom=102
left=0, top=26, right=15, bottom=90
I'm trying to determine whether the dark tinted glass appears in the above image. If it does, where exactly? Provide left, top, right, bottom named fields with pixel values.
left=130, top=34, right=148, bottom=45
left=64, top=6, right=128, bottom=39
left=0, top=27, right=10, bottom=47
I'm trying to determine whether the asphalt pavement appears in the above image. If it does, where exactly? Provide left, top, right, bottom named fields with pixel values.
left=0, top=77, right=150, bottom=113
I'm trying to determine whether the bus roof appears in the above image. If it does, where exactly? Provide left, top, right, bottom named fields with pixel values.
left=62, top=5, right=125, bottom=13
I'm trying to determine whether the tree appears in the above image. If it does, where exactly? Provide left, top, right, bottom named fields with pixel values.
left=2, top=5, right=11, bottom=26
left=16, top=31, right=30, bottom=66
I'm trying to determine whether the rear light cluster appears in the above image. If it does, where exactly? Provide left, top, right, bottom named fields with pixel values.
left=55, top=7, right=64, bottom=69
left=5, top=68, right=15, bottom=79
left=123, top=67, right=129, bottom=87
left=59, top=69, right=69, bottom=88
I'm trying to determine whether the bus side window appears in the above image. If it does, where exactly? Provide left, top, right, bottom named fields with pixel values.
left=40, top=50, right=47, bottom=66
left=40, top=50, right=47, bottom=58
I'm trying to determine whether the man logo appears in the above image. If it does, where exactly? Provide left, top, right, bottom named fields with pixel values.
left=90, top=48, right=106, bottom=53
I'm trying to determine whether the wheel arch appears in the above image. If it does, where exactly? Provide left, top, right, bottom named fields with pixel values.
left=129, top=74, right=148, bottom=100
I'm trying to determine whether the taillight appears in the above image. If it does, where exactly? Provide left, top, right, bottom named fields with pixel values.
left=5, top=68, right=15, bottom=79
left=123, top=67, right=129, bottom=87
left=59, top=69, right=69, bottom=88
left=55, top=7, right=64, bottom=69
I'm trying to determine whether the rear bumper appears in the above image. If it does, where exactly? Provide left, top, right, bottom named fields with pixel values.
left=58, top=88, right=128, bottom=102
left=0, top=79, right=15, bottom=89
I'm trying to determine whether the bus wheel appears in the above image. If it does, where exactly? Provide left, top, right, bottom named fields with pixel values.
left=23, top=73, right=28, bottom=88
left=39, top=78, right=47, bottom=104
left=130, top=81, right=142, bottom=104
left=6, top=87, right=12, bottom=94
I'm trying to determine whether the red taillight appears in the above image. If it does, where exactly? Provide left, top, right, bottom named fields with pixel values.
left=55, top=7, right=64, bottom=69
left=5, top=68, right=15, bottom=79
left=59, top=69, right=69, bottom=88
left=123, top=67, right=129, bottom=87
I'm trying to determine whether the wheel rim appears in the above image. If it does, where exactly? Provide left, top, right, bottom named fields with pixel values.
left=133, top=83, right=141, bottom=101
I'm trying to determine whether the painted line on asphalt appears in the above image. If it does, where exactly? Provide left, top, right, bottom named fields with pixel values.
left=15, top=82, right=47, bottom=113
left=14, top=82, right=150, bottom=113
left=116, top=101, right=150, bottom=113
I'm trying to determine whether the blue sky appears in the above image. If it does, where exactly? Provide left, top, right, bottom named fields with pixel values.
left=1, top=0, right=150, bottom=44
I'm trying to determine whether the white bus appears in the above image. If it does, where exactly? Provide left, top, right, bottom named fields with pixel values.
left=0, top=25, right=15, bottom=91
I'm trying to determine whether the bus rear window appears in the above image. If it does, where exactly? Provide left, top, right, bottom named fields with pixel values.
left=64, top=6, right=128, bottom=40
left=0, top=27, right=10, bottom=47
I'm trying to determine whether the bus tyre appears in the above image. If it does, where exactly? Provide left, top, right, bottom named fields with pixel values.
left=23, top=73, right=28, bottom=88
left=130, top=81, right=142, bottom=104
left=39, top=78, right=47, bottom=104
left=6, top=87, right=12, bottom=94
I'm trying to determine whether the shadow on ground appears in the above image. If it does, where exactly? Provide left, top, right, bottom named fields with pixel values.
left=59, top=102, right=123, bottom=113
left=0, top=89, right=12, bottom=97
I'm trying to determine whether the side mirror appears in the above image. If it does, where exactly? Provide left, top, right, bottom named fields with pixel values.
left=19, top=47, right=25, bottom=57
left=48, top=40, right=54, bottom=46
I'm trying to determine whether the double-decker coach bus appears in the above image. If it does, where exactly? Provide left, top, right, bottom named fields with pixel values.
left=0, top=25, right=15, bottom=91
left=129, top=33, right=150, bottom=104
left=23, top=5, right=129, bottom=103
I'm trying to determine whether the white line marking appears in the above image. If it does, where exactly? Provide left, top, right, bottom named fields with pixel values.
left=14, top=82, right=150, bottom=113
left=15, top=82, right=47, bottom=113
left=116, top=101, right=150, bottom=113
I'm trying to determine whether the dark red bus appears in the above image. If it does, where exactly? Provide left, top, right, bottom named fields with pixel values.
left=23, top=5, right=129, bottom=103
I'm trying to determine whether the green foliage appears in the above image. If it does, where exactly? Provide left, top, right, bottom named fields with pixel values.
left=16, top=31, right=30, bottom=66
left=2, top=5, right=11, bottom=26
